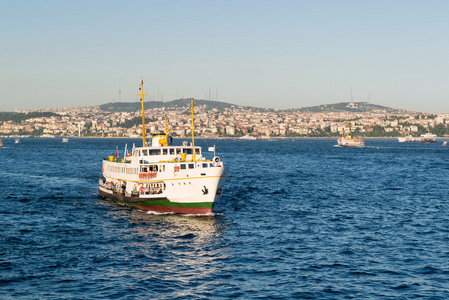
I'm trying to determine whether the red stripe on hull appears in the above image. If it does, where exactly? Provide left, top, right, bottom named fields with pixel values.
left=133, top=205, right=213, bottom=215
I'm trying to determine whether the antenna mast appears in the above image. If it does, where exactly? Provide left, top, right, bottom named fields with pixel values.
left=137, top=77, right=149, bottom=147
left=190, top=98, right=196, bottom=162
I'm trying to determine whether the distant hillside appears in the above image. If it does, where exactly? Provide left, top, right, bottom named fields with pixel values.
left=289, top=102, right=411, bottom=114
left=98, top=99, right=412, bottom=114
left=99, top=99, right=238, bottom=113
left=0, top=111, right=59, bottom=122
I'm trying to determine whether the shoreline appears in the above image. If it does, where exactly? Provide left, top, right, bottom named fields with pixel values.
left=2, top=136, right=447, bottom=140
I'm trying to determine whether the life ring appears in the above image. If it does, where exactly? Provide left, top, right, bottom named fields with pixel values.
left=174, top=166, right=179, bottom=172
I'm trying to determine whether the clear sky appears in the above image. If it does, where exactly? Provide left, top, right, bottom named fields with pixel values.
left=1, top=0, right=448, bottom=113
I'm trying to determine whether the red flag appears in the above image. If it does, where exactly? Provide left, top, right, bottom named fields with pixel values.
left=115, top=146, right=118, bottom=157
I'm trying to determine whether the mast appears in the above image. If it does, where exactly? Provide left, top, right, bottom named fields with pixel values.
left=190, top=98, right=196, bottom=162
left=165, top=116, right=168, bottom=135
left=138, top=77, right=149, bottom=147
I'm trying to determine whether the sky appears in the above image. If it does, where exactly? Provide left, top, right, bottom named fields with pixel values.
left=1, top=0, right=448, bottom=113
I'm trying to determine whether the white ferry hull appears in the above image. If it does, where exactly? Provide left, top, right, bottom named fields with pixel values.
left=100, top=158, right=228, bottom=214
left=337, top=137, right=365, bottom=147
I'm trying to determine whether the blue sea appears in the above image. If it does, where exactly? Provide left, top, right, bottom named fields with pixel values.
left=1, top=137, right=449, bottom=299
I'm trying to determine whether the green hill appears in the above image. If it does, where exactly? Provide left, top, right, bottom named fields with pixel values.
left=99, top=99, right=237, bottom=113
left=289, top=102, right=410, bottom=113
left=0, top=111, right=59, bottom=122
left=98, top=99, right=411, bottom=114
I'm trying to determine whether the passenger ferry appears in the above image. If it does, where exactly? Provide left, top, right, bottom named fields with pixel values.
left=99, top=78, right=228, bottom=215
left=398, top=133, right=436, bottom=143
left=337, top=127, right=365, bottom=147
left=420, top=132, right=437, bottom=143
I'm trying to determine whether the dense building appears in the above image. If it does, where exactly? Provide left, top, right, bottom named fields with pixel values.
left=1, top=103, right=448, bottom=138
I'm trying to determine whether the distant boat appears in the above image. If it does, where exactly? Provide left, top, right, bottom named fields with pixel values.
left=15, top=139, right=20, bottom=144
left=420, top=132, right=437, bottom=143
left=337, top=135, right=365, bottom=147
left=0, top=138, right=3, bottom=147
left=337, top=126, right=364, bottom=147
left=62, top=138, right=69, bottom=143
left=237, top=135, right=257, bottom=140
left=442, top=140, right=447, bottom=146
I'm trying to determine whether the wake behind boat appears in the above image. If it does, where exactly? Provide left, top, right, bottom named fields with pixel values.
left=99, top=78, right=228, bottom=215
left=237, top=135, right=257, bottom=140
left=398, top=135, right=421, bottom=143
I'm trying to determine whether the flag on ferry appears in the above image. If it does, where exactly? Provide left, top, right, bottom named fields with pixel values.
left=115, top=146, right=118, bottom=157
left=208, top=146, right=215, bottom=152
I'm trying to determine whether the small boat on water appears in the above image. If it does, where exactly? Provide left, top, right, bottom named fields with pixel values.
left=99, top=78, right=228, bottom=215
left=62, top=137, right=69, bottom=143
left=442, top=140, right=447, bottom=146
left=0, top=139, right=3, bottom=147
left=420, top=132, right=437, bottom=143
left=337, top=127, right=364, bottom=147
left=398, top=133, right=437, bottom=143
left=15, top=139, right=20, bottom=144
left=237, top=135, right=257, bottom=140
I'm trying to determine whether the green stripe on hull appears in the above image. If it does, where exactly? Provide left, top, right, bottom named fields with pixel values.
left=106, top=197, right=213, bottom=208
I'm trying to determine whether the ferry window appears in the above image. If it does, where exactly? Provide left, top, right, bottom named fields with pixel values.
left=210, top=163, right=214, bottom=167
left=180, top=164, right=186, bottom=170
left=202, top=163, right=208, bottom=168
left=149, top=165, right=158, bottom=172
left=170, top=149, right=175, bottom=155
left=176, top=148, right=181, bottom=154
left=163, top=149, right=168, bottom=155
left=183, top=148, right=192, bottom=154
left=195, top=148, right=200, bottom=154
left=142, top=150, right=148, bottom=156
left=188, top=163, right=194, bottom=169
left=149, top=149, right=161, bottom=155
left=142, top=166, right=148, bottom=172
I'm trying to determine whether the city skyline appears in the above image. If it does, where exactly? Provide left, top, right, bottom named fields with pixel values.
left=1, top=1, right=449, bottom=113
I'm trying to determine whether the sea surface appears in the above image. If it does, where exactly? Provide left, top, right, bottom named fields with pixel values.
left=1, top=137, right=449, bottom=299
